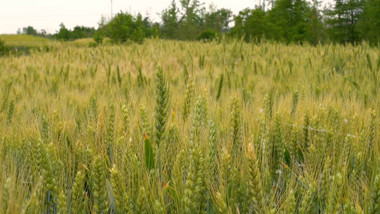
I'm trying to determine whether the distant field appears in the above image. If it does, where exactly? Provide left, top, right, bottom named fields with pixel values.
left=0, top=34, right=96, bottom=50
left=0, top=34, right=54, bottom=47
left=0, top=40, right=379, bottom=213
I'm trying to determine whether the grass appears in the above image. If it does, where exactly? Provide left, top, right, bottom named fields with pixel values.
left=0, top=34, right=53, bottom=48
left=0, top=39, right=379, bottom=213
left=0, top=35, right=97, bottom=54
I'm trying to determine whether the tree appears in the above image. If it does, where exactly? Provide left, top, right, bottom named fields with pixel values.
left=306, top=0, right=325, bottom=44
left=161, top=0, right=180, bottom=39
left=324, top=0, right=365, bottom=44
left=56, top=23, right=71, bottom=41
left=178, top=0, right=205, bottom=40
left=231, top=8, right=276, bottom=42
left=358, top=0, right=380, bottom=44
left=22, top=26, right=38, bottom=36
left=71, top=26, right=96, bottom=40
left=269, top=0, right=313, bottom=43
left=204, top=7, right=232, bottom=33
left=105, top=12, right=146, bottom=44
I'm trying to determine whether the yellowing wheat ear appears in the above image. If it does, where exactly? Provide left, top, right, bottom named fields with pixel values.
left=57, top=189, right=68, bottom=214
left=2, top=178, right=11, bottom=213
left=136, top=186, right=149, bottom=213
left=110, top=165, right=131, bottom=213
left=71, top=170, right=86, bottom=213
left=247, top=143, right=266, bottom=214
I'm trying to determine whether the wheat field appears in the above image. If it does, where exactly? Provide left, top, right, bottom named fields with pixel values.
left=0, top=39, right=379, bottom=213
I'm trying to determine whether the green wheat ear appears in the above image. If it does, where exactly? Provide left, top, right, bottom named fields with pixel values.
left=191, top=96, right=207, bottom=145
left=154, top=66, right=169, bottom=181
left=182, top=73, right=194, bottom=121
left=214, top=191, right=228, bottom=213
left=6, top=99, right=14, bottom=124
left=270, top=113, right=283, bottom=181
left=299, top=183, right=316, bottom=214
left=369, top=174, right=380, bottom=214
left=121, top=104, right=130, bottom=138
left=24, top=177, right=44, bottom=214
left=154, top=66, right=169, bottom=147
left=183, top=145, right=206, bottom=213
left=57, top=189, right=68, bottom=214
left=92, top=156, right=109, bottom=214
left=106, top=104, right=115, bottom=163
left=230, top=96, right=242, bottom=163
left=285, top=189, right=296, bottom=213
left=110, top=165, right=131, bottom=213
left=36, top=140, right=57, bottom=203
left=135, top=186, right=149, bottom=213
left=291, top=90, right=298, bottom=116
left=208, top=120, right=218, bottom=185
left=2, top=178, right=11, bottom=213
left=71, top=170, right=86, bottom=213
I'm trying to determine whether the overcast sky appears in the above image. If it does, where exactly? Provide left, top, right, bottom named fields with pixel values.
left=0, top=0, right=264, bottom=34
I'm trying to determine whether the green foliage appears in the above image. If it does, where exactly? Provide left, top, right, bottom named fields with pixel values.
left=93, top=31, right=104, bottom=44
left=231, top=8, right=275, bottom=42
left=21, top=26, right=38, bottom=36
left=216, top=73, right=224, bottom=101
left=359, top=0, right=380, bottom=44
left=144, top=136, right=155, bottom=171
left=0, top=39, right=9, bottom=56
left=56, top=23, right=96, bottom=41
left=197, top=29, right=217, bottom=41
left=161, top=0, right=231, bottom=40
left=105, top=12, right=145, bottom=44
left=324, top=0, right=365, bottom=44
left=56, top=23, right=71, bottom=41
left=161, top=0, right=180, bottom=39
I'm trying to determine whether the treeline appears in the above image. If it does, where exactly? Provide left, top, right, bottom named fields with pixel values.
left=159, top=0, right=380, bottom=45
left=18, top=0, right=380, bottom=45
left=17, top=25, right=96, bottom=41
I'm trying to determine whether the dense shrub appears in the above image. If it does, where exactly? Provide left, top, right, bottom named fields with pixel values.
left=0, top=39, right=9, bottom=56
left=197, top=29, right=217, bottom=41
left=104, top=12, right=146, bottom=44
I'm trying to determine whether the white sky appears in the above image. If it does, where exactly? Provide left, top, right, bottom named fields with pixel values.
left=0, top=0, right=259, bottom=34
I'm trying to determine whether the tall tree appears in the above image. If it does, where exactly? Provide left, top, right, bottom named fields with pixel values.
left=269, top=0, right=312, bottom=43
left=105, top=12, right=146, bottom=44
left=161, top=0, right=180, bottom=39
left=306, top=0, right=325, bottom=44
left=178, top=0, right=205, bottom=40
left=358, top=0, right=380, bottom=44
left=231, top=8, right=275, bottom=42
left=324, top=0, right=365, bottom=44
left=56, top=23, right=71, bottom=41
left=22, top=26, right=38, bottom=36
left=204, top=7, right=232, bottom=33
